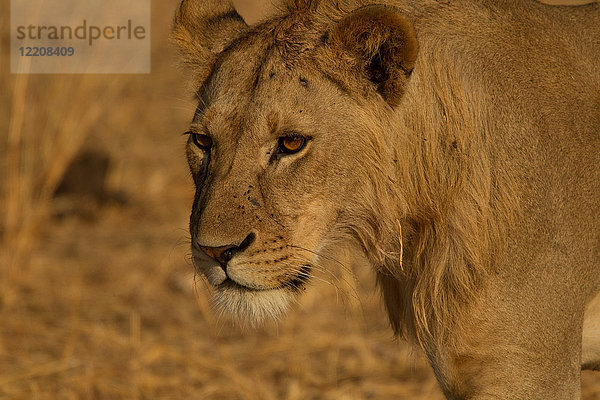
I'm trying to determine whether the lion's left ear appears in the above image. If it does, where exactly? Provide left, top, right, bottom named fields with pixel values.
left=328, top=5, right=418, bottom=106
left=171, top=0, right=248, bottom=87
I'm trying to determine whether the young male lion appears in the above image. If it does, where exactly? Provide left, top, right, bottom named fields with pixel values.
left=171, top=0, right=600, bottom=398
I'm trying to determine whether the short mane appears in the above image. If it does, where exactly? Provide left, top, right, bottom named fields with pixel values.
left=270, top=0, right=518, bottom=348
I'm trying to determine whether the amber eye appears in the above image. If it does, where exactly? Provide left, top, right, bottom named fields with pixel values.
left=278, top=135, right=307, bottom=154
left=189, top=132, right=212, bottom=150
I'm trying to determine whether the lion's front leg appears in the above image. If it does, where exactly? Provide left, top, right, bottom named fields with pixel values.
left=423, top=270, right=585, bottom=400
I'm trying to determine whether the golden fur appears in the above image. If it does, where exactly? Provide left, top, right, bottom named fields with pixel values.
left=172, top=0, right=600, bottom=397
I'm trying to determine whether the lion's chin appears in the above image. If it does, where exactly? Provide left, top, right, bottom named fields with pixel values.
left=211, top=280, right=294, bottom=326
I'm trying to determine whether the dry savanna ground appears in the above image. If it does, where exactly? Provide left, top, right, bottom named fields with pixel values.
left=1, top=0, right=599, bottom=399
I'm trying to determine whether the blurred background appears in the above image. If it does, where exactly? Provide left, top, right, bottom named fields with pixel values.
left=1, top=0, right=598, bottom=398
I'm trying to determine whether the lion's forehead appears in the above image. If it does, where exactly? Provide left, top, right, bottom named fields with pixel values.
left=199, top=59, right=340, bottom=140
left=201, top=23, right=330, bottom=101
left=209, top=55, right=311, bottom=105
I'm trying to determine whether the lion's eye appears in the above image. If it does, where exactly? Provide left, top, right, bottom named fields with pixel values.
left=188, top=132, right=212, bottom=150
left=278, top=135, right=307, bottom=154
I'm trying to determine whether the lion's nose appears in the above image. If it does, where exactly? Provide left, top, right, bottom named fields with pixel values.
left=200, top=232, right=255, bottom=271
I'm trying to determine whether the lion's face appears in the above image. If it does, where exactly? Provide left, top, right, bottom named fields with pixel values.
left=174, top=2, right=417, bottom=323
left=188, top=52, right=373, bottom=322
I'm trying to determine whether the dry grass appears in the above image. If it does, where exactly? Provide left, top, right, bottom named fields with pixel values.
left=0, top=1, right=599, bottom=399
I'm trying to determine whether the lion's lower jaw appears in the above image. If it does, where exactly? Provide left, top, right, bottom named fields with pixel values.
left=211, top=281, right=294, bottom=326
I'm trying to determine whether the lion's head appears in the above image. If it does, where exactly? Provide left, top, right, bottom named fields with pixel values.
left=172, top=0, right=511, bottom=344
left=172, top=0, right=419, bottom=324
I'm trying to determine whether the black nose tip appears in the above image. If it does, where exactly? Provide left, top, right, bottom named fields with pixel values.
left=200, top=232, right=255, bottom=271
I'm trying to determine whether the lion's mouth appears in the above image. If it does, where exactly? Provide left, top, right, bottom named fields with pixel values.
left=218, top=265, right=311, bottom=292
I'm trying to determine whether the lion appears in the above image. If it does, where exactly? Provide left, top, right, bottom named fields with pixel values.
left=171, top=0, right=600, bottom=398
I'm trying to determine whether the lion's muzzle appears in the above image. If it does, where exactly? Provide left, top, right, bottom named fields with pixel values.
left=193, top=232, right=256, bottom=285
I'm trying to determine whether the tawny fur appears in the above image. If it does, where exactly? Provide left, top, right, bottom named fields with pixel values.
left=173, top=0, right=600, bottom=398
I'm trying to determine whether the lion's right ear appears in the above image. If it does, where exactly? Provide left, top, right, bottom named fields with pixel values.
left=171, top=0, right=248, bottom=87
